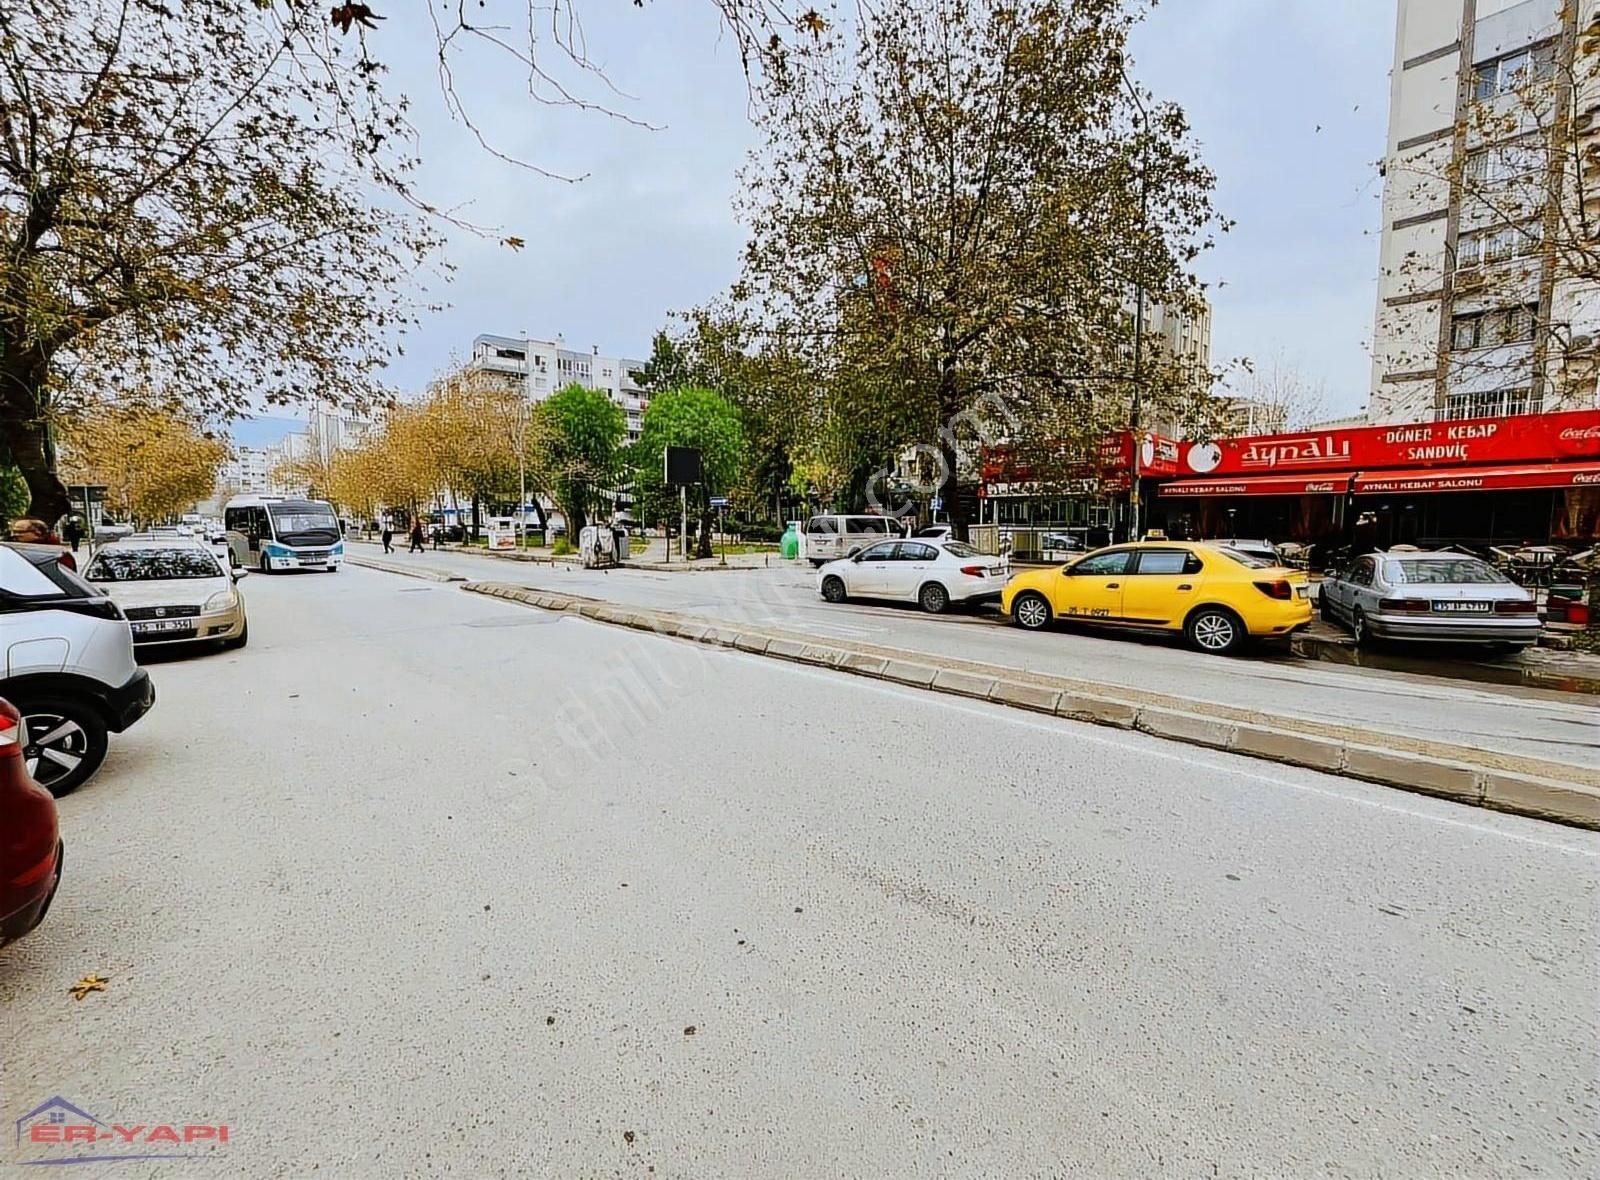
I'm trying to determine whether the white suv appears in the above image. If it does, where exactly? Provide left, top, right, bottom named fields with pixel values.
left=0, top=542, right=155, bottom=796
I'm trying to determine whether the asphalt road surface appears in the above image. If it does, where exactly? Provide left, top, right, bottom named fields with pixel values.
left=351, top=543, right=1600, bottom=771
left=3, top=565, right=1597, bottom=1178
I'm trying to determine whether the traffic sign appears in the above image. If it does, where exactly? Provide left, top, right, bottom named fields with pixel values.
left=67, top=484, right=107, bottom=502
left=930, top=496, right=943, bottom=510
left=710, top=496, right=730, bottom=508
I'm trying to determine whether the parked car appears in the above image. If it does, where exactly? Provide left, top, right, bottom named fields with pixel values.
left=1041, top=531, right=1088, bottom=553
left=92, top=520, right=134, bottom=544
left=803, top=514, right=905, bottom=566
left=912, top=524, right=955, bottom=541
left=83, top=540, right=249, bottom=651
left=818, top=539, right=1008, bottom=613
left=1001, top=541, right=1313, bottom=655
left=0, top=698, right=62, bottom=947
left=1319, top=551, right=1541, bottom=650
left=1206, top=537, right=1281, bottom=566
left=0, top=542, right=155, bottom=797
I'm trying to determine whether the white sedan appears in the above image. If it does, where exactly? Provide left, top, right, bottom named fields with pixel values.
left=817, top=539, right=1007, bottom=613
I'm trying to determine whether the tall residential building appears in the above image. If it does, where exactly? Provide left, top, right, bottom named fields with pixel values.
left=1370, top=0, right=1600, bottom=424
left=469, top=333, right=651, bottom=443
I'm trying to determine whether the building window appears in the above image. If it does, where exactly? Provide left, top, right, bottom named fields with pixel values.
left=1450, top=304, right=1538, bottom=350
left=1444, top=387, right=1541, bottom=420
left=1473, top=45, right=1555, bottom=102
left=1456, top=221, right=1542, bottom=268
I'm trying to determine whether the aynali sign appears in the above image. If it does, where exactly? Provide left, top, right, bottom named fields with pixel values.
left=1180, top=409, right=1600, bottom=477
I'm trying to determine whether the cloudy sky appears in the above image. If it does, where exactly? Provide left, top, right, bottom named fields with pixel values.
left=241, top=0, right=1396, bottom=447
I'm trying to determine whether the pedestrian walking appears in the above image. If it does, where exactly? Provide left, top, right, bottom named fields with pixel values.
left=63, top=517, right=82, bottom=552
left=381, top=523, right=394, bottom=553
left=409, top=520, right=425, bottom=553
left=431, top=521, right=441, bottom=551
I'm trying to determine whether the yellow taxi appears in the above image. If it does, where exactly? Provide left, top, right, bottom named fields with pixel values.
left=999, top=541, right=1313, bottom=655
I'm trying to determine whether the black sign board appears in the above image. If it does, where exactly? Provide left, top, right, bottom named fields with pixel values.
left=66, top=484, right=108, bottom=502
left=664, top=446, right=702, bottom=486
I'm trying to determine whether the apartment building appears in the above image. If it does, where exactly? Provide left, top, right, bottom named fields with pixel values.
left=469, top=333, right=651, bottom=443
left=1370, top=0, right=1600, bottom=424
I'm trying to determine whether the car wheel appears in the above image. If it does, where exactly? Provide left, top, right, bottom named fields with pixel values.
left=1185, top=606, right=1245, bottom=655
left=1351, top=607, right=1373, bottom=647
left=810, top=559, right=826, bottom=568
left=260, top=551, right=272, bottom=574
left=17, top=699, right=109, bottom=799
left=1012, top=591, right=1051, bottom=631
left=821, top=575, right=847, bottom=604
left=918, top=582, right=949, bottom=614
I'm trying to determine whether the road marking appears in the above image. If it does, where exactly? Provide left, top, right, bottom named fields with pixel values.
left=753, top=655, right=1600, bottom=858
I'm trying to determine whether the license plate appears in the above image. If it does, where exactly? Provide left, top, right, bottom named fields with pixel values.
left=1433, top=600, right=1491, bottom=613
left=132, top=619, right=191, bottom=634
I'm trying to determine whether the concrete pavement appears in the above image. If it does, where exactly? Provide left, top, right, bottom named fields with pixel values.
left=3, top=565, right=1597, bottom=1177
left=348, top=544, right=1600, bottom=773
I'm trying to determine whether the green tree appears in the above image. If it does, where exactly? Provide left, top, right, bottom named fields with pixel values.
left=738, top=0, right=1221, bottom=537
left=0, top=463, right=28, bottom=526
left=532, top=384, right=625, bottom=537
left=631, top=387, right=745, bottom=559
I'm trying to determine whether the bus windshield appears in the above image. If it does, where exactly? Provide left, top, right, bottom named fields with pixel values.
left=268, top=503, right=340, bottom=543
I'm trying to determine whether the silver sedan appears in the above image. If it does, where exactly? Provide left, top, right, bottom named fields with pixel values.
left=1318, top=551, right=1541, bottom=650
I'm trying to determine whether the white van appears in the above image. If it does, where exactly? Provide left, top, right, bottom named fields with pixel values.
left=803, top=514, right=905, bottom=566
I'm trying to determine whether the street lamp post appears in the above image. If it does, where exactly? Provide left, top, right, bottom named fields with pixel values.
left=516, top=396, right=529, bottom=549
left=1122, top=63, right=1149, bottom=543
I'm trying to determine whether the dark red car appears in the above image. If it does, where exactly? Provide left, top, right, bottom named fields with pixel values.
left=1, top=697, right=63, bottom=947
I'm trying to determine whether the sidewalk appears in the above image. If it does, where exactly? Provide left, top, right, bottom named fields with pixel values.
left=348, top=537, right=781, bottom=571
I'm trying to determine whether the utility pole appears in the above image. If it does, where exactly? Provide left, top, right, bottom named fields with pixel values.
left=1122, top=61, right=1149, bottom=544
left=516, top=396, right=529, bottom=549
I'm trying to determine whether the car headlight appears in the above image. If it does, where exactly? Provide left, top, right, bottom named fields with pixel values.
left=203, top=589, right=236, bottom=613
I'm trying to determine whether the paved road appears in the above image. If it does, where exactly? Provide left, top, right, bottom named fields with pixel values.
left=3, top=565, right=1597, bottom=1177
left=352, top=544, right=1600, bottom=771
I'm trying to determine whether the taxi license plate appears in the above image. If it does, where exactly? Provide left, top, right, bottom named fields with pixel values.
left=132, top=619, right=190, bottom=634
left=1433, top=600, right=1491, bottom=613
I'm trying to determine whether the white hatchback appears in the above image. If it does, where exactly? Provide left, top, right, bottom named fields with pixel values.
left=817, top=539, right=1007, bottom=614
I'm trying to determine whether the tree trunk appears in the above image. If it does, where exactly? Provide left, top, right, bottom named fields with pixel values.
left=0, top=356, right=69, bottom=524
left=697, top=505, right=715, bottom=559
left=939, top=436, right=968, bottom=542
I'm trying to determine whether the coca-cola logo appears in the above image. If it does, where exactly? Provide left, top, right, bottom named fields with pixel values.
left=1559, top=426, right=1600, bottom=441
left=1573, top=471, right=1600, bottom=484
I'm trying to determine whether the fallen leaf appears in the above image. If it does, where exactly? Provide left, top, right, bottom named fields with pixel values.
left=69, top=974, right=109, bottom=1001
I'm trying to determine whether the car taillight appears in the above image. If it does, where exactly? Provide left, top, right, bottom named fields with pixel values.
left=1253, top=580, right=1293, bottom=600
left=58, top=551, right=76, bottom=572
left=1378, top=597, right=1431, bottom=613
left=960, top=565, right=987, bottom=577
left=1494, top=599, right=1538, bottom=615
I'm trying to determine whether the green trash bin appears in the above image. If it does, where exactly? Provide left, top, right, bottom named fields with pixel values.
left=780, top=522, right=800, bottom=560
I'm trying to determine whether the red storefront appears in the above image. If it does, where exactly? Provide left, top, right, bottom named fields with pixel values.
left=1151, top=409, right=1600, bottom=564
left=979, top=432, right=1182, bottom=544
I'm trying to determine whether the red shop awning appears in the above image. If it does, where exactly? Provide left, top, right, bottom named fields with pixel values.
left=1159, top=473, right=1353, bottom=497
left=1354, top=463, right=1600, bottom=494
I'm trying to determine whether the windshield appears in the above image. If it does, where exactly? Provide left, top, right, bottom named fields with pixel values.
left=87, top=547, right=223, bottom=581
left=941, top=541, right=981, bottom=557
left=269, top=507, right=339, bottom=534
left=1215, top=546, right=1276, bottom=569
left=1385, top=558, right=1508, bottom=585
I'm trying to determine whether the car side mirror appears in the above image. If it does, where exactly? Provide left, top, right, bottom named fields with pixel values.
left=851, top=552, right=865, bottom=563
left=231, top=567, right=249, bottom=580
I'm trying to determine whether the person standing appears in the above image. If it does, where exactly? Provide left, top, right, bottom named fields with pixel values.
left=381, top=522, right=394, bottom=554
left=409, top=519, right=425, bottom=553
left=63, top=517, right=82, bottom=552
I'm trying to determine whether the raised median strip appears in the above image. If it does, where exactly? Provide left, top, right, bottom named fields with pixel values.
left=346, top=554, right=466, bottom=583
left=451, top=579, right=1599, bottom=829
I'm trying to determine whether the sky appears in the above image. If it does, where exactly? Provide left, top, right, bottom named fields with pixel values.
left=241, top=1, right=1397, bottom=446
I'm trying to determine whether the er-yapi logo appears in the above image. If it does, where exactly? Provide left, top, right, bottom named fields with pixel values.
left=15, top=1096, right=230, bottom=1167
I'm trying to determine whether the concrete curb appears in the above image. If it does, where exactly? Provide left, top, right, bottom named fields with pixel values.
left=345, top=555, right=465, bottom=584
left=458, top=581, right=1600, bottom=829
